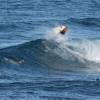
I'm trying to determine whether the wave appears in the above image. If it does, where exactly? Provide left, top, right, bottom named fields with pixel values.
left=0, top=25, right=100, bottom=73
left=0, top=36, right=100, bottom=73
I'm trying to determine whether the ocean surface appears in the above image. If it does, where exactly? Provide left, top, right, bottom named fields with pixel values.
left=0, top=0, right=100, bottom=100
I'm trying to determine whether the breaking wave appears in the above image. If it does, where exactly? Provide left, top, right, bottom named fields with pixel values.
left=0, top=27, right=100, bottom=73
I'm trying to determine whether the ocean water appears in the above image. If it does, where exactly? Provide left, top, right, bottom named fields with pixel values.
left=0, top=0, right=100, bottom=100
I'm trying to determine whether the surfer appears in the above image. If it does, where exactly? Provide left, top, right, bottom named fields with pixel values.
left=59, top=25, right=68, bottom=35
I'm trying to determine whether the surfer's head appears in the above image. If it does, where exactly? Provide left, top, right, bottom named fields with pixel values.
left=59, top=25, right=68, bottom=35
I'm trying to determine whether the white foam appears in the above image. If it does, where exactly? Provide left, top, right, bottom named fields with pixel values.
left=45, top=26, right=69, bottom=43
left=80, top=40, right=100, bottom=63
left=45, top=26, right=100, bottom=63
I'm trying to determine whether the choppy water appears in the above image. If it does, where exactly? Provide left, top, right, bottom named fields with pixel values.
left=0, top=0, right=100, bottom=100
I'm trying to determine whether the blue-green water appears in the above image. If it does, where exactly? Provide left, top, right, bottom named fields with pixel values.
left=0, top=0, right=100, bottom=99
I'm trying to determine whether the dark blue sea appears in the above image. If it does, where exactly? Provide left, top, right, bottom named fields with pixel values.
left=0, top=0, right=100, bottom=99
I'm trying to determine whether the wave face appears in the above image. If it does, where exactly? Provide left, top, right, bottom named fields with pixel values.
left=0, top=38, right=100, bottom=73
